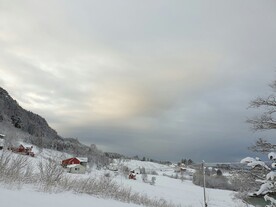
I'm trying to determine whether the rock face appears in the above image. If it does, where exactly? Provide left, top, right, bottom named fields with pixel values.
left=0, top=87, right=61, bottom=140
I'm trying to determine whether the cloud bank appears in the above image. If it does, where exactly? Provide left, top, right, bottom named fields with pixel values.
left=0, top=0, right=276, bottom=162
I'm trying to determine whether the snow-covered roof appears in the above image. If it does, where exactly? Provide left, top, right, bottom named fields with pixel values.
left=268, top=152, right=276, bottom=160
left=76, top=157, right=88, bottom=162
left=67, top=164, right=81, bottom=168
left=247, top=160, right=270, bottom=170
left=241, top=156, right=270, bottom=170
left=240, top=157, right=256, bottom=164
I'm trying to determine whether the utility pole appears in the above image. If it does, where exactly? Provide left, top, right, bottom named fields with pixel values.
left=202, top=160, right=207, bottom=207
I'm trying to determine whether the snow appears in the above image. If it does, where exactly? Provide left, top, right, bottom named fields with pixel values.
left=255, top=182, right=274, bottom=196
left=76, top=157, right=88, bottom=162
left=115, top=174, right=244, bottom=207
left=0, top=146, right=253, bottom=207
left=247, top=160, right=271, bottom=170
left=0, top=138, right=4, bottom=146
left=240, top=157, right=256, bottom=164
left=105, top=159, right=250, bottom=207
left=241, top=156, right=271, bottom=170
left=0, top=186, right=141, bottom=207
left=114, top=159, right=171, bottom=172
left=268, top=152, right=276, bottom=160
left=266, top=171, right=276, bottom=181
left=67, top=164, right=80, bottom=168
left=264, top=195, right=276, bottom=205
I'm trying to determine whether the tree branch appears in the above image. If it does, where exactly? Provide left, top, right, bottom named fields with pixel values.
left=248, top=138, right=276, bottom=153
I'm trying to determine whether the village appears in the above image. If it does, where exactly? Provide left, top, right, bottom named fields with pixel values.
left=0, top=132, right=214, bottom=186
left=0, top=133, right=191, bottom=178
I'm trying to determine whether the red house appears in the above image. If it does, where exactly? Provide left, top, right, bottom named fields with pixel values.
left=61, top=157, right=88, bottom=167
left=62, top=158, right=80, bottom=166
left=9, top=144, right=35, bottom=157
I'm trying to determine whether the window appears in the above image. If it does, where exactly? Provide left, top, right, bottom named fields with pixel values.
left=75, top=168, right=79, bottom=171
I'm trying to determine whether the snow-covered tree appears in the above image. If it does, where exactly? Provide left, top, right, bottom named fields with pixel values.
left=240, top=152, right=276, bottom=206
left=242, top=79, right=276, bottom=206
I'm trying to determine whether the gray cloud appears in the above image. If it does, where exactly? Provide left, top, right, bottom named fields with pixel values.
left=0, top=0, right=276, bottom=162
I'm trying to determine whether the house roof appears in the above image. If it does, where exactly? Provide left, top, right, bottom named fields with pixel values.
left=67, top=164, right=79, bottom=168
left=76, top=157, right=88, bottom=162
left=67, top=164, right=85, bottom=168
left=62, top=157, right=88, bottom=164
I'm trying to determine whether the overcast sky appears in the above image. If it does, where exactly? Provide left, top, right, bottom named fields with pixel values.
left=0, top=0, right=275, bottom=162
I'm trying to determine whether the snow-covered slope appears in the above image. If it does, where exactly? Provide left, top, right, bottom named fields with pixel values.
left=113, top=172, right=250, bottom=207
left=114, top=159, right=171, bottom=172
left=0, top=186, right=140, bottom=207
left=0, top=146, right=252, bottom=207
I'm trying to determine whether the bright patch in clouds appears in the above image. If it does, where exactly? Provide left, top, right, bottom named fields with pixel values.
left=0, top=0, right=276, bottom=161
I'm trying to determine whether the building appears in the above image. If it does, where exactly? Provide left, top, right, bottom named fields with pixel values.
left=9, top=144, right=35, bottom=157
left=62, top=157, right=88, bottom=174
left=66, top=164, right=86, bottom=174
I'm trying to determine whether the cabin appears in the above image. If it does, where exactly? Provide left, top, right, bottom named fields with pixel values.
left=9, top=144, right=35, bottom=157
left=174, top=163, right=186, bottom=173
left=62, top=157, right=88, bottom=174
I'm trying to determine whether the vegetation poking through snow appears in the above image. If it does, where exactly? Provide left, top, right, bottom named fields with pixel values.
left=0, top=150, right=180, bottom=207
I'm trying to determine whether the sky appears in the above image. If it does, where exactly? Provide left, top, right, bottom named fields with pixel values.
left=0, top=0, right=275, bottom=162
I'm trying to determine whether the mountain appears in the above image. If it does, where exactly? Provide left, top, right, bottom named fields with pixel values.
left=0, top=87, right=61, bottom=140
left=0, top=87, right=125, bottom=165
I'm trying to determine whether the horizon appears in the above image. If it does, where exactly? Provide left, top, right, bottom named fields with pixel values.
left=0, top=0, right=275, bottom=162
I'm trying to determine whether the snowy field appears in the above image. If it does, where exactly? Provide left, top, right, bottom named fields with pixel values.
left=0, top=146, right=252, bottom=207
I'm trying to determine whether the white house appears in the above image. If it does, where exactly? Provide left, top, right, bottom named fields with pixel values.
left=62, top=157, right=88, bottom=174
left=66, top=164, right=86, bottom=174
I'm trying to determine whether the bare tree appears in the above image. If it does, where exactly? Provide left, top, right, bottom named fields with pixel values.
left=248, top=138, right=276, bottom=154
left=247, top=79, right=276, bottom=154
left=247, top=80, right=276, bottom=131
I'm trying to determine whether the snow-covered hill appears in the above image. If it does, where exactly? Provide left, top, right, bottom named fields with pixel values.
left=0, top=186, right=141, bottom=207
left=0, top=146, right=252, bottom=207
left=113, top=159, right=172, bottom=172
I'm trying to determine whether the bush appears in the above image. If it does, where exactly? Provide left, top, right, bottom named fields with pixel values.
left=0, top=150, right=34, bottom=187
left=37, top=157, right=64, bottom=191
left=142, top=173, right=148, bottom=183
left=0, top=152, right=179, bottom=207
left=150, top=177, right=156, bottom=185
left=193, top=170, right=234, bottom=190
